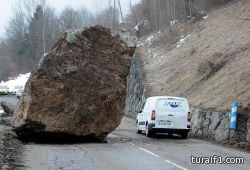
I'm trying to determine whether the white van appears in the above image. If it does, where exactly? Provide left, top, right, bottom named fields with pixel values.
left=136, top=96, right=191, bottom=138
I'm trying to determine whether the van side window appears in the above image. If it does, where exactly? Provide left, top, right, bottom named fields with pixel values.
left=141, top=101, right=146, bottom=111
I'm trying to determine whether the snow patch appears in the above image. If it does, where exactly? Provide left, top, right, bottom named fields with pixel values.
left=203, top=15, right=208, bottom=19
left=1, top=73, right=30, bottom=92
left=176, top=34, right=191, bottom=48
left=146, top=35, right=155, bottom=43
left=137, top=40, right=145, bottom=47
left=170, top=20, right=178, bottom=26
left=145, top=32, right=161, bottom=45
left=134, top=20, right=148, bottom=32
left=134, top=25, right=139, bottom=31
left=0, top=110, right=4, bottom=114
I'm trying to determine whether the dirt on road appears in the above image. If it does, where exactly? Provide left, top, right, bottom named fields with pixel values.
left=0, top=96, right=22, bottom=169
left=0, top=112, right=23, bottom=169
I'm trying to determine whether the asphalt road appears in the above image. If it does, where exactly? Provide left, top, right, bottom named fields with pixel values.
left=0, top=94, right=19, bottom=110
left=21, top=118, right=250, bottom=170
left=1, top=95, right=249, bottom=170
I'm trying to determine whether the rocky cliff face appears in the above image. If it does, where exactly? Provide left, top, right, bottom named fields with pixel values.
left=190, top=108, right=250, bottom=143
left=125, top=51, right=146, bottom=118
left=190, top=108, right=250, bottom=150
left=12, top=26, right=137, bottom=142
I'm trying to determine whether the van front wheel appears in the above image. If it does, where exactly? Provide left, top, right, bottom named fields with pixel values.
left=146, top=124, right=154, bottom=137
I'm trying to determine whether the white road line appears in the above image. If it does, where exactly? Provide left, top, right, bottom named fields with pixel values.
left=129, top=142, right=188, bottom=170
left=165, top=160, right=189, bottom=170
left=138, top=147, right=160, bottom=158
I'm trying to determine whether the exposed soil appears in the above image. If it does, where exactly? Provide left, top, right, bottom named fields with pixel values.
left=0, top=113, right=23, bottom=169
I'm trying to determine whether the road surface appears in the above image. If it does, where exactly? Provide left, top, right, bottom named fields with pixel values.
left=21, top=118, right=250, bottom=170
left=0, top=94, right=18, bottom=114
left=1, top=95, right=249, bottom=170
left=0, top=94, right=18, bottom=107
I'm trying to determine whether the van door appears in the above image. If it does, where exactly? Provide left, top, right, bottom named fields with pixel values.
left=155, top=99, right=188, bottom=129
left=137, top=101, right=148, bottom=131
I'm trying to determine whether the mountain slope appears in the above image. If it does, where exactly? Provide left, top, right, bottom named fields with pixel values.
left=139, top=0, right=250, bottom=112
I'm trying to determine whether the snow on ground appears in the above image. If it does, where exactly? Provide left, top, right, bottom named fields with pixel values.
left=176, top=34, right=191, bottom=48
left=203, top=15, right=208, bottom=19
left=170, top=20, right=178, bottom=26
left=1, top=73, right=30, bottom=92
left=137, top=41, right=144, bottom=47
left=144, top=31, right=161, bottom=45
left=134, top=20, right=148, bottom=32
left=0, top=110, right=4, bottom=114
left=145, top=35, right=155, bottom=44
left=134, top=25, right=139, bottom=31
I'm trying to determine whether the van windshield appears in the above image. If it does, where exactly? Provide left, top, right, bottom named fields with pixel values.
left=156, top=99, right=186, bottom=112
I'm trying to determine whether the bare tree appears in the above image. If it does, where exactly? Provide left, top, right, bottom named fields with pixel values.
left=94, top=0, right=119, bottom=29
left=118, top=0, right=124, bottom=23
left=59, top=6, right=79, bottom=30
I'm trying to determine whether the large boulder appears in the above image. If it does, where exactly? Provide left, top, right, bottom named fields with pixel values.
left=12, top=26, right=137, bottom=141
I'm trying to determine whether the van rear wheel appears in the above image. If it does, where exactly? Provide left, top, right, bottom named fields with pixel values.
left=180, top=132, right=188, bottom=139
left=146, top=124, right=154, bottom=137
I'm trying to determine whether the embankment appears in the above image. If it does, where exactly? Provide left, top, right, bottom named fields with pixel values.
left=125, top=0, right=250, bottom=148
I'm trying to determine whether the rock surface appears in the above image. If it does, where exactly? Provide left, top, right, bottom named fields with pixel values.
left=125, top=52, right=146, bottom=118
left=0, top=101, right=14, bottom=115
left=190, top=108, right=250, bottom=144
left=12, top=26, right=136, bottom=141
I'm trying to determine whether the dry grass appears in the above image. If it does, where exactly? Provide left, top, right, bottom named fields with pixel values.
left=139, top=0, right=250, bottom=113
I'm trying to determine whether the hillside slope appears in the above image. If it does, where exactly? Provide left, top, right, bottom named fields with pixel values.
left=139, top=0, right=250, bottom=112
